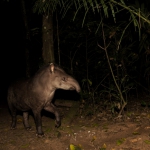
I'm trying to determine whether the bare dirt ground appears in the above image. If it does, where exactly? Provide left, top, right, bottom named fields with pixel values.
left=1, top=97, right=150, bottom=150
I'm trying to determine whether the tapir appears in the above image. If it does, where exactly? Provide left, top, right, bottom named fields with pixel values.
left=7, top=63, right=81, bottom=136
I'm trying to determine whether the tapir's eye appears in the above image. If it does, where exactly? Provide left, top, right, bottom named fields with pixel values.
left=62, top=77, right=66, bottom=81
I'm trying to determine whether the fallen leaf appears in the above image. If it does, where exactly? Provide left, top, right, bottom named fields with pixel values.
left=132, top=131, right=140, bottom=135
left=144, top=140, right=150, bottom=144
left=130, top=138, right=141, bottom=143
left=21, top=144, right=29, bottom=148
left=99, top=144, right=107, bottom=150
left=116, top=138, right=126, bottom=145
left=102, top=143, right=107, bottom=148
left=91, top=136, right=96, bottom=142
left=69, top=144, right=82, bottom=150
left=17, top=118, right=22, bottom=123
left=145, top=126, right=150, bottom=129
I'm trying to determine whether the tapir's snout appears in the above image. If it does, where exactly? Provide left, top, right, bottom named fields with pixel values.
left=69, top=86, right=81, bottom=93
left=73, top=82, right=81, bottom=93
left=67, top=76, right=81, bottom=93
left=76, top=86, right=81, bottom=93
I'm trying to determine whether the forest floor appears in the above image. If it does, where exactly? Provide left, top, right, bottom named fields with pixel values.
left=1, top=95, right=150, bottom=150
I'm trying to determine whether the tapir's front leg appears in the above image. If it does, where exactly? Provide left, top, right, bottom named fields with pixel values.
left=44, top=103, right=61, bottom=128
left=23, top=112, right=31, bottom=130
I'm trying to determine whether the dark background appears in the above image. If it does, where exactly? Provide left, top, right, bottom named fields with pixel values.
left=1, top=1, right=25, bottom=103
left=1, top=0, right=150, bottom=107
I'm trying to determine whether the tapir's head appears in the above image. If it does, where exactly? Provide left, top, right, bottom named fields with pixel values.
left=46, top=63, right=81, bottom=93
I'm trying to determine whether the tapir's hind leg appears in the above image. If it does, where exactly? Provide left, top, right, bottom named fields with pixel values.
left=8, top=104, right=17, bottom=129
left=7, top=88, right=17, bottom=129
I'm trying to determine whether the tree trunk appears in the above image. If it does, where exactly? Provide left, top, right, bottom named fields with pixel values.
left=20, top=0, right=31, bottom=77
left=42, top=12, right=55, bottom=64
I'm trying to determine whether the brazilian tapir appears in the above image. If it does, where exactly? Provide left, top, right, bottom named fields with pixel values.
left=7, top=63, right=81, bottom=136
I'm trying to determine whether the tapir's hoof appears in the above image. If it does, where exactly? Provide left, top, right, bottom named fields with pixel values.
left=26, top=127, right=32, bottom=131
left=55, top=120, right=61, bottom=128
left=10, top=127, right=16, bottom=130
left=36, top=133, right=45, bottom=137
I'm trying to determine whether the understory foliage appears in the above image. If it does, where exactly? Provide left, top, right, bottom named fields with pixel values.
left=18, top=0, right=150, bottom=116
left=51, top=1, right=150, bottom=116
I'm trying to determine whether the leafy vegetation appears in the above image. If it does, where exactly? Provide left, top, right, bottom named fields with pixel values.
left=3, top=0, right=150, bottom=116
left=58, top=0, right=150, bottom=117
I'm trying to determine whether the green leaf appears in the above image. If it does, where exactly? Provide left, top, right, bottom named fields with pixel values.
left=144, top=140, right=150, bottom=144
left=21, top=144, right=29, bottom=148
left=109, top=2, right=116, bottom=22
left=132, top=132, right=140, bottom=135
left=120, top=0, right=125, bottom=5
left=94, top=0, right=99, bottom=12
left=116, top=138, right=126, bottom=145
left=100, top=0, right=108, bottom=18
left=88, top=0, right=94, bottom=13
left=69, top=144, right=82, bottom=150
left=87, top=79, right=92, bottom=86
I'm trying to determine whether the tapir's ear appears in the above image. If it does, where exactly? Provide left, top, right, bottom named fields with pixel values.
left=49, top=63, right=54, bottom=73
